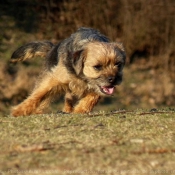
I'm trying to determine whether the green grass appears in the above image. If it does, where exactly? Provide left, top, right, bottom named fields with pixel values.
left=1, top=109, right=175, bottom=175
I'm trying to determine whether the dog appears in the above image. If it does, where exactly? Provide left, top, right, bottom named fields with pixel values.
left=10, top=27, right=126, bottom=117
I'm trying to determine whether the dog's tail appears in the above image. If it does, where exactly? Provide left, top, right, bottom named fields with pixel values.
left=10, top=41, right=54, bottom=63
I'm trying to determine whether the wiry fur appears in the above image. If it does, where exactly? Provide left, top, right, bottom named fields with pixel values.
left=10, top=27, right=126, bottom=117
left=11, top=41, right=53, bottom=63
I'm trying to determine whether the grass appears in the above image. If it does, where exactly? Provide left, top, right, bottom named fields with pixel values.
left=0, top=109, right=175, bottom=174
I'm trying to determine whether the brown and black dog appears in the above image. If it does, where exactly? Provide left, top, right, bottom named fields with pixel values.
left=10, top=27, right=126, bottom=117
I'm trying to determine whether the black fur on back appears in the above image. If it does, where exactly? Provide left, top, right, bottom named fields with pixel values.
left=45, top=27, right=109, bottom=71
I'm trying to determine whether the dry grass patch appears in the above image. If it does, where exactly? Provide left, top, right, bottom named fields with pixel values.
left=0, top=109, right=175, bottom=174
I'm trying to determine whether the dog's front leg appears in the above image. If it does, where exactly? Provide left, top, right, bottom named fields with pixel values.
left=73, top=93, right=100, bottom=114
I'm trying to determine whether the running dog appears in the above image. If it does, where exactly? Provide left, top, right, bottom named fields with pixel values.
left=10, top=27, right=126, bottom=116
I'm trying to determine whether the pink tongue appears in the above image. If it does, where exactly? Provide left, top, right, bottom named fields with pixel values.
left=102, top=86, right=114, bottom=95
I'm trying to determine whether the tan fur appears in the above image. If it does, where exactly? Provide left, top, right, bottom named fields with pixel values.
left=83, top=42, right=119, bottom=79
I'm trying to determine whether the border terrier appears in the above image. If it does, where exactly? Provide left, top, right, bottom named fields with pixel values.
left=10, top=27, right=126, bottom=117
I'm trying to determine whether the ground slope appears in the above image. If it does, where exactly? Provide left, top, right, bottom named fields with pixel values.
left=0, top=109, right=175, bottom=174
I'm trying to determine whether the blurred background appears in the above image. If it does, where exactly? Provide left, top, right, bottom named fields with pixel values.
left=0, top=0, right=175, bottom=115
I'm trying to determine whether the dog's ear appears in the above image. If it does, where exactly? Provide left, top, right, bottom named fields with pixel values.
left=113, top=42, right=126, bottom=61
left=72, top=50, right=85, bottom=75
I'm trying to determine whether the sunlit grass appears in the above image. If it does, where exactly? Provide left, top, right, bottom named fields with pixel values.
left=0, top=109, right=175, bottom=174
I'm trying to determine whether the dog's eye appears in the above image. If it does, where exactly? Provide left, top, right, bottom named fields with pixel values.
left=115, top=62, right=122, bottom=69
left=93, top=65, right=102, bottom=71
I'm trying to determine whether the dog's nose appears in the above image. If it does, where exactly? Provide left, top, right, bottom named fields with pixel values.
left=108, top=76, right=115, bottom=83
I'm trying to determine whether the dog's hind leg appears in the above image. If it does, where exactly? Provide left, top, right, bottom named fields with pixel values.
left=62, top=92, right=74, bottom=113
left=11, top=75, right=61, bottom=117
left=62, top=92, right=79, bottom=113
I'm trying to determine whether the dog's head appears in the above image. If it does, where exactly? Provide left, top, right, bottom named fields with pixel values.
left=73, top=42, right=126, bottom=96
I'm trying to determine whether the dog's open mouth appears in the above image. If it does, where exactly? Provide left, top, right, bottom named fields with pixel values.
left=100, top=86, right=115, bottom=95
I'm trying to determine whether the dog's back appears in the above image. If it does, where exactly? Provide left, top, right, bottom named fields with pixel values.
left=10, top=27, right=109, bottom=70
left=71, top=27, right=109, bottom=45
left=46, top=27, right=110, bottom=70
